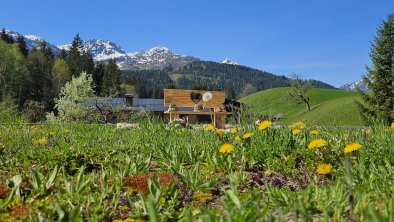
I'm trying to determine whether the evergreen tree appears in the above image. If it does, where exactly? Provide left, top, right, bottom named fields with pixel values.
left=26, top=44, right=54, bottom=108
left=16, top=35, right=28, bottom=57
left=80, top=50, right=95, bottom=74
left=93, top=63, right=105, bottom=95
left=58, top=49, right=67, bottom=60
left=101, top=59, right=121, bottom=96
left=152, top=88, right=160, bottom=99
left=225, top=85, right=236, bottom=99
left=357, top=14, right=394, bottom=125
left=37, top=41, right=54, bottom=63
left=67, top=34, right=83, bottom=76
left=0, top=28, right=14, bottom=44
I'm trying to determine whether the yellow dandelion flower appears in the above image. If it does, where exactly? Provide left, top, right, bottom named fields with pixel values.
left=391, top=122, right=394, bottom=128
left=242, top=156, right=249, bottom=164
left=258, top=120, right=272, bottom=130
left=37, top=138, right=48, bottom=145
left=204, top=124, right=215, bottom=131
left=289, top=121, right=306, bottom=129
left=310, top=130, right=319, bottom=135
left=219, top=143, right=235, bottom=154
left=316, top=164, right=332, bottom=175
left=216, top=129, right=225, bottom=135
left=292, top=129, right=301, bottom=135
left=64, top=129, right=71, bottom=133
left=242, top=132, right=254, bottom=139
left=230, top=128, right=238, bottom=134
left=343, top=143, right=362, bottom=154
left=308, top=138, right=327, bottom=149
left=235, top=135, right=241, bottom=141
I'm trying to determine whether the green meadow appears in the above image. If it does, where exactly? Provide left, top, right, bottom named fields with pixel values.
left=1, top=120, right=394, bottom=221
left=240, top=88, right=362, bottom=126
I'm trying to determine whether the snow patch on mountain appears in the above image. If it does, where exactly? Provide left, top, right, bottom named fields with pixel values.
left=5, top=30, right=61, bottom=55
left=57, top=44, right=71, bottom=51
left=221, top=58, right=239, bottom=65
left=83, top=39, right=129, bottom=62
left=339, top=79, right=368, bottom=92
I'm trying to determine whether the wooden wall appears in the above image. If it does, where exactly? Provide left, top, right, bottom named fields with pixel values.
left=164, top=89, right=226, bottom=108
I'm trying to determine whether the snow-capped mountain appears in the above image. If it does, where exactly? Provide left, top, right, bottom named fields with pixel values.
left=221, top=58, right=239, bottom=65
left=58, top=40, right=198, bottom=70
left=5, top=30, right=61, bottom=56
left=58, top=39, right=130, bottom=62
left=5, top=29, right=198, bottom=70
left=120, top=46, right=198, bottom=70
left=339, top=79, right=368, bottom=92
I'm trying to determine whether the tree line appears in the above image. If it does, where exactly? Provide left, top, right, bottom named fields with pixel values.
left=0, top=30, right=121, bottom=121
left=122, top=61, right=336, bottom=99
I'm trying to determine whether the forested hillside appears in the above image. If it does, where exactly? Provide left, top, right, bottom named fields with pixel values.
left=122, top=61, right=336, bottom=98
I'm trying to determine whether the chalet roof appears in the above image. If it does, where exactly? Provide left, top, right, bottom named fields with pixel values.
left=92, top=97, right=222, bottom=112
left=132, top=99, right=208, bottom=112
left=133, top=99, right=166, bottom=112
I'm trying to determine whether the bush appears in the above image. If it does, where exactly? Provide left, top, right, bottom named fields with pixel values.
left=46, top=72, right=95, bottom=123
left=23, top=100, right=46, bottom=122
left=0, top=98, right=27, bottom=124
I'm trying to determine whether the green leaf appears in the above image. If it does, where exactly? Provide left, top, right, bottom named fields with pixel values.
left=31, top=169, right=42, bottom=190
left=46, top=165, right=58, bottom=189
left=226, top=189, right=241, bottom=208
left=368, top=205, right=385, bottom=222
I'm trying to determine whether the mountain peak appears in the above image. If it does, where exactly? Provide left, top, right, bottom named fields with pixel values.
left=4, top=29, right=198, bottom=70
left=4, top=29, right=60, bottom=55
left=23, top=34, right=44, bottom=42
left=339, top=79, right=368, bottom=92
left=149, top=46, right=170, bottom=52
left=221, top=58, right=238, bottom=65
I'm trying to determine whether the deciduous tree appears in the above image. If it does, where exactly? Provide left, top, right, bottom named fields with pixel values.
left=286, top=74, right=311, bottom=112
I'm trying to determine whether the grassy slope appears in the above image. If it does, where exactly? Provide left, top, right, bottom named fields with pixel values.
left=239, top=87, right=362, bottom=126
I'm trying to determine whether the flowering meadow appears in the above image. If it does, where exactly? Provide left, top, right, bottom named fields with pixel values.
left=0, top=120, right=394, bottom=221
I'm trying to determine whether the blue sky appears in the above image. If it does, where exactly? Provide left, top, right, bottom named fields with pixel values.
left=1, top=0, right=393, bottom=87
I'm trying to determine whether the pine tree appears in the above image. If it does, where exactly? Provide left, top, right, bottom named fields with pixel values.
left=101, top=59, right=121, bottom=96
left=37, top=41, right=54, bottom=62
left=26, top=43, right=55, bottom=107
left=80, top=50, right=95, bottom=74
left=0, top=28, right=14, bottom=44
left=93, top=63, right=105, bottom=95
left=226, top=85, right=236, bottom=99
left=357, top=14, right=394, bottom=125
left=67, top=34, right=83, bottom=76
left=58, top=49, right=67, bottom=60
left=16, top=35, right=28, bottom=57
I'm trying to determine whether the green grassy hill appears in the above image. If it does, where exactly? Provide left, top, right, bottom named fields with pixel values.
left=239, top=87, right=363, bottom=126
